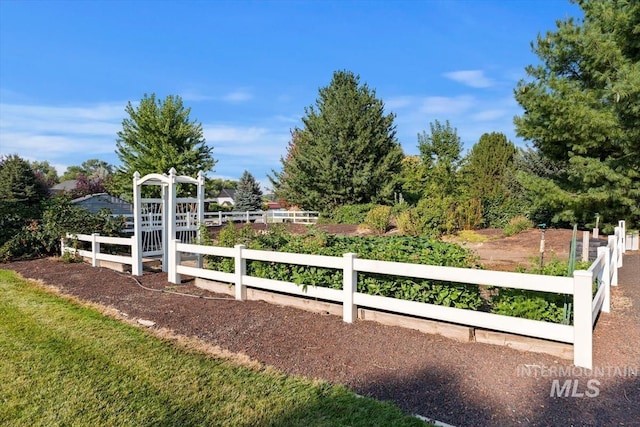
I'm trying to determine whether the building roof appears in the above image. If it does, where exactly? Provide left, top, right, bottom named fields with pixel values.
left=51, top=179, right=78, bottom=192
left=216, top=189, right=236, bottom=199
left=71, top=193, right=132, bottom=216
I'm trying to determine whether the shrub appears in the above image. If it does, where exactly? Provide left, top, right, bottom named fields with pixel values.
left=331, top=204, right=376, bottom=225
left=396, top=209, right=425, bottom=236
left=503, top=216, right=533, bottom=237
left=364, top=205, right=391, bottom=234
left=0, top=198, right=125, bottom=262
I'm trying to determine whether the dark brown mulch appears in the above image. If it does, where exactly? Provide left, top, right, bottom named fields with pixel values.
left=3, top=255, right=639, bottom=427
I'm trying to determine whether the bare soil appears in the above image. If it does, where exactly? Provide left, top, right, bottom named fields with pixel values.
left=3, top=228, right=639, bottom=426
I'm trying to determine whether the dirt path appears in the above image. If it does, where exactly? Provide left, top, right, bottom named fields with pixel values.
left=3, top=253, right=638, bottom=426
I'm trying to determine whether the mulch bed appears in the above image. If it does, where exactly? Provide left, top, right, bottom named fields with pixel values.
left=4, top=255, right=639, bottom=426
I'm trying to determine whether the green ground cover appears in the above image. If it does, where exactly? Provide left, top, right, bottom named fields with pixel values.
left=0, top=270, right=426, bottom=427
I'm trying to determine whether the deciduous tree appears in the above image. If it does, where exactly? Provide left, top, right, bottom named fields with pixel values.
left=113, top=93, right=215, bottom=198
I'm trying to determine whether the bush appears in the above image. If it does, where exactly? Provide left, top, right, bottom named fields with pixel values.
left=396, top=209, right=425, bottom=236
left=503, top=216, right=533, bottom=237
left=0, top=197, right=125, bottom=262
left=331, top=204, right=376, bottom=225
left=364, top=205, right=391, bottom=234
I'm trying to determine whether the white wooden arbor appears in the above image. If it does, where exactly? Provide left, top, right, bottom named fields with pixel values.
left=133, top=168, right=205, bottom=274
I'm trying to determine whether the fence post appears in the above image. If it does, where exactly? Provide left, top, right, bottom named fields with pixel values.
left=619, top=220, right=626, bottom=254
left=582, top=231, right=590, bottom=262
left=614, top=226, right=623, bottom=268
left=343, top=253, right=357, bottom=323
left=168, top=239, right=181, bottom=284
left=597, top=246, right=610, bottom=313
left=60, top=237, right=66, bottom=257
left=609, top=235, right=619, bottom=286
left=235, top=244, right=246, bottom=301
left=131, top=236, right=141, bottom=276
left=573, top=270, right=593, bottom=370
left=91, top=233, right=100, bottom=267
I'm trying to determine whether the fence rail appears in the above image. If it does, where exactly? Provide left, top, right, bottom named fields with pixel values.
left=61, top=233, right=140, bottom=275
left=62, top=220, right=628, bottom=370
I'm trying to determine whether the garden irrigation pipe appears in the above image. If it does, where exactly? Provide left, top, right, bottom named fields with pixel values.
left=116, top=271, right=235, bottom=301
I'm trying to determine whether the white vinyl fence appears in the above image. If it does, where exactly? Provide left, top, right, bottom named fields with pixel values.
left=61, top=233, right=140, bottom=275
left=203, top=210, right=320, bottom=226
left=62, top=221, right=628, bottom=370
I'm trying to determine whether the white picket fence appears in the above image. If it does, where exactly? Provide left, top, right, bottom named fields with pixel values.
left=61, top=221, right=628, bottom=370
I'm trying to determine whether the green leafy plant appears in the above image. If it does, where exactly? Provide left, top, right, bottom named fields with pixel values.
left=205, top=226, right=482, bottom=309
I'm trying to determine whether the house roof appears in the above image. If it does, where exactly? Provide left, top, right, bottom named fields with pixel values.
left=51, top=179, right=78, bottom=192
left=71, top=193, right=132, bottom=216
left=216, top=189, right=236, bottom=199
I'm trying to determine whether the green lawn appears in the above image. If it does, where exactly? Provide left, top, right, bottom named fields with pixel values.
left=0, top=269, right=427, bottom=427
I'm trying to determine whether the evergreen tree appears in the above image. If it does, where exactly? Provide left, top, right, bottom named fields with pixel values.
left=112, top=93, right=215, bottom=198
left=0, top=155, right=48, bottom=245
left=514, top=0, right=640, bottom=227
left=270, top=70, right=403, bottom=212
left=460, top=132, right=519, bottom=227
left=234, top=170, right=263, bottom=211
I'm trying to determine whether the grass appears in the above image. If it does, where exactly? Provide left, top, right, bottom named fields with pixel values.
left=455, top=230, right=490, bottom=243
left=0, top=269, right=427, bottom=427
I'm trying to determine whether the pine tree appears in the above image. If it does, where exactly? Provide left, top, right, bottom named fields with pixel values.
left=270, top=70, right=403, bottom=212
left=234, top=170, right=263, bottom=211
left=514, top=0, right=640, bottom=227
left=0, top=155, right=48, bottom=244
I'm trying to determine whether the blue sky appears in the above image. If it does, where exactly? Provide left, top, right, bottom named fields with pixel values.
left=0, top=0, right=582, bottom=190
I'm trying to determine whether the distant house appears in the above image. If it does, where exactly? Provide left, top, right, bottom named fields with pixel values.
left=266, top=201, right=282, bottom=210
left=71, top=193, right=132, bottom=216
left=215, top=189, right=236, bottom=207
left=51, top=179, right=78, bottom=194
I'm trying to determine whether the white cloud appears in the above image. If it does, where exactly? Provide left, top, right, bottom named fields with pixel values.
left=386, top=96, right=415, bottom=110
left=221, top=90, right=253, bottom=103
left=471, top=109, right=507, bottom=121
left=443, top=70, right=494, bottom=88
left=419, top=95, right=476, bottom=115
left=0, top=102, right=125, bottom=165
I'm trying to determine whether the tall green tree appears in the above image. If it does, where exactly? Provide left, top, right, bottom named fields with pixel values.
left=60, top=159, right=113, bottom=181
left=514, top=0, right=640, bottom=227
left=112, top=93, right=215, bottom=198
left=459, top=132, right=519, bottom=227
left=270, top=71, right=403, bottom=212
left=418, top=119, right=463, bottom=197
left=234, top=170, right=263, bottom=211
left=0, top=155, right=48, bottom=245
left=30, top=160, right=59, bottom=188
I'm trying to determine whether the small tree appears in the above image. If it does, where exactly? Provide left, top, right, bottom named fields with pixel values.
left=234, top=170, right=263, bottom=211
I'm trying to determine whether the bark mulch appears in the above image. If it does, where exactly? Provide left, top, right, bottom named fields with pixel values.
left=4, top=254, right=639, bottom=427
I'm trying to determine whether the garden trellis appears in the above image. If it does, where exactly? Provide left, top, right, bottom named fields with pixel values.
left=133, top=168, right=205, bottom=273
